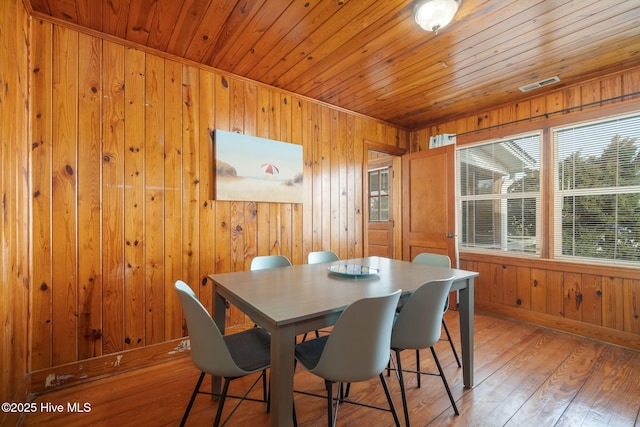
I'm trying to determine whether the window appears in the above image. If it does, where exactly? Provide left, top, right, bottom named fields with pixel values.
left=457, top=134, right=541, bottom=254
left=553, top=113, right=640, bottom=263
left=369, top=167, right=389, bottom=221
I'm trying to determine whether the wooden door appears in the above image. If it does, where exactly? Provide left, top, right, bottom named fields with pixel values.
left=402, top=145, right=456, bottom=266
left=367, top=158, right=394, bottom=258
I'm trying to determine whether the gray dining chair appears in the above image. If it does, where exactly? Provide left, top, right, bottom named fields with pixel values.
left=412, top=253, right=462, bottom=372
left=294, top=290, right=402, bottom=427
left=390, top=277, right=459, bottom=427
left=308, top=250, right=339, bottom=264
left=174, top=280, right=270, bottom=427
left=250, top=254, right=292, bottom=270
left=306, top=251, right=339, bottom=339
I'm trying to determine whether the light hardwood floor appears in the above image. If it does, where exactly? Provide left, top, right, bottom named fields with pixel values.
left=21, top=312, right=640, bottom=426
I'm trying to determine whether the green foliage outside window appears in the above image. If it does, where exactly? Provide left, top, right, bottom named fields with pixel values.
left=558, top=136, right=640, bottom=261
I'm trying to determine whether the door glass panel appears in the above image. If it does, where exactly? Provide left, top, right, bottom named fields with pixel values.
left=369, top=167, right=391, bottom=222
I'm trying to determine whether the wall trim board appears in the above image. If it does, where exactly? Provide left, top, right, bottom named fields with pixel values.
left=477, top=304, right=640, bottom=353
left=365, top=139, right=408, bottom=156
left=455, top=95, right=640, bottom=147
left=29, top=338, right=192, bottom=395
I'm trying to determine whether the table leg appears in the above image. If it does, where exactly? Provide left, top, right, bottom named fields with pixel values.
left=269, top=325, right=296, bottom=426
left=212, top=287, right=226, bottom=396
left=457, top=277, right=475, bottom=388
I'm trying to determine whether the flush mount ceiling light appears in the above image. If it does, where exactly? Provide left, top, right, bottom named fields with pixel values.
left=414, top=0, right=461, bottom=34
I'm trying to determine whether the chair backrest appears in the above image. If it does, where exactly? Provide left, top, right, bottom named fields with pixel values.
left=391, top=277, right=455, bottom=351
left=307, top=250, right=339, bottom=264
left=174, top=280, right=247, bottom=377
left=250, top=255, right=292, bottom=271
left=310, top=290, right=401, bottom=383
left=412, top=252, right=451, bottom=268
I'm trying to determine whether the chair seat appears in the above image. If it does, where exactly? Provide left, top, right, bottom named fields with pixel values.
left=295, top=335, right=328, bottom=371
left=224, top=328, right=271, bottom=373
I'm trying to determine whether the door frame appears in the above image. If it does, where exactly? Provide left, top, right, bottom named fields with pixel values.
left=364, top=141, right=407, bottom=259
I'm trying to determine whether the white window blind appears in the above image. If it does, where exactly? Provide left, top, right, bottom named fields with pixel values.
left=457, top=133, right=541, bottom=255
left=553, top=112, right=640, bottom=263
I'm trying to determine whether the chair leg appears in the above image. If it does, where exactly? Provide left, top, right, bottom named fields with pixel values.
left=430, top=347, right=459, bottom=415
left=302, top=330, right=321, bottom=342
left=415, top=349, right=421, bottom=388
left=263, top=369, right=270, bottom=413
left=394, top=350, right=410, bottom=427
left=325, top=380, right=335, bottom=427
left=442, top=318, right=462, bottom=368
left=379, top=372, right=401, bottom=427
left=213, top=379, right=231, bottom=427
left=180, top=371, right=206, bottom=427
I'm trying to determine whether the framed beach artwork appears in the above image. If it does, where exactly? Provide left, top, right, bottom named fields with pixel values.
left=213, top=130, right=303, bottom=203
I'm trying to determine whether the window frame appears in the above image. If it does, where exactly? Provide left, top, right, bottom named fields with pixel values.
left=454, top=108, right=640, bottom=267
left=551, top=111, right=640, bottom=265
left=456, top=132, right=543, bottom=256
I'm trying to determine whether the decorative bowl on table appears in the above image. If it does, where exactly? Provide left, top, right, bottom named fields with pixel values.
left=328, top=264, right=379, bottom=277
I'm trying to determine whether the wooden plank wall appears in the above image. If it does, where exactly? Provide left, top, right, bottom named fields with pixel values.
left=29, top=21, right=408, bottom=372
left=412, top=67, right=640, bottom=350
left=0, top=0, right=30, bottom=407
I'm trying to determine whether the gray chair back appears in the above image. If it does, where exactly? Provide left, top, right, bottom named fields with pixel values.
left=391, top=277, right=454, bottom=350
left=250, top=255, right=292, bottom=270
left=412, top=252, right=451, bottom=268
left=308, top=250, right=339, bottom=264
left=175, top=280, right=249, bottom=377
left=309, top=290, right=401, bottom=383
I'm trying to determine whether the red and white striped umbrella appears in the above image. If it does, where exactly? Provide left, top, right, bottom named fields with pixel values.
left=261, top=163, right=280, bottom=175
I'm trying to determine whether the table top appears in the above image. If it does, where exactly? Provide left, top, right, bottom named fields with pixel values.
left=208, top=256, right=477, bottom=329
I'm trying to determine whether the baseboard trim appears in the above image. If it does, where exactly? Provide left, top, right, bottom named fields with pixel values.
left=29, top=338, right=191, bottom=396
left=478, top=302, right=640, bottom=352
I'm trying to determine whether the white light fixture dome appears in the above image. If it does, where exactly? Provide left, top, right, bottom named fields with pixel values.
left=414, top=0, right=460, bottom=34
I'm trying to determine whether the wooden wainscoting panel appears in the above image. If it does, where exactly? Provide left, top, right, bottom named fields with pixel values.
left=101, top=39, right=126, bottom=356
left=463, top=252, right=640, bottom=351
left=77, top=32, right=103, bottom=360
left=51, top=24, right=79, bottom=367
left=623, top=279, right=640, bottom=334
left=144, top=53, right=167, bottom=345
left=123, top=46, right=146, bottom=351
left=163, top=59, right=185, bottom=341
left=31, top=17, right=55, bottom=372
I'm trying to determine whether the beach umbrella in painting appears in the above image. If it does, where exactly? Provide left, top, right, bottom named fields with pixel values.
left=261, top=163, right=280, bottom=175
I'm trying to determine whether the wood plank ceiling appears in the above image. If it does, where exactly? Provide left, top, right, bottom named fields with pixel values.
left=27, top=0, right=640, bottom=130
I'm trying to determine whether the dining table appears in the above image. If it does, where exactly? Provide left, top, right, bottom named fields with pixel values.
left=208, top=256, right=478, bottom=427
